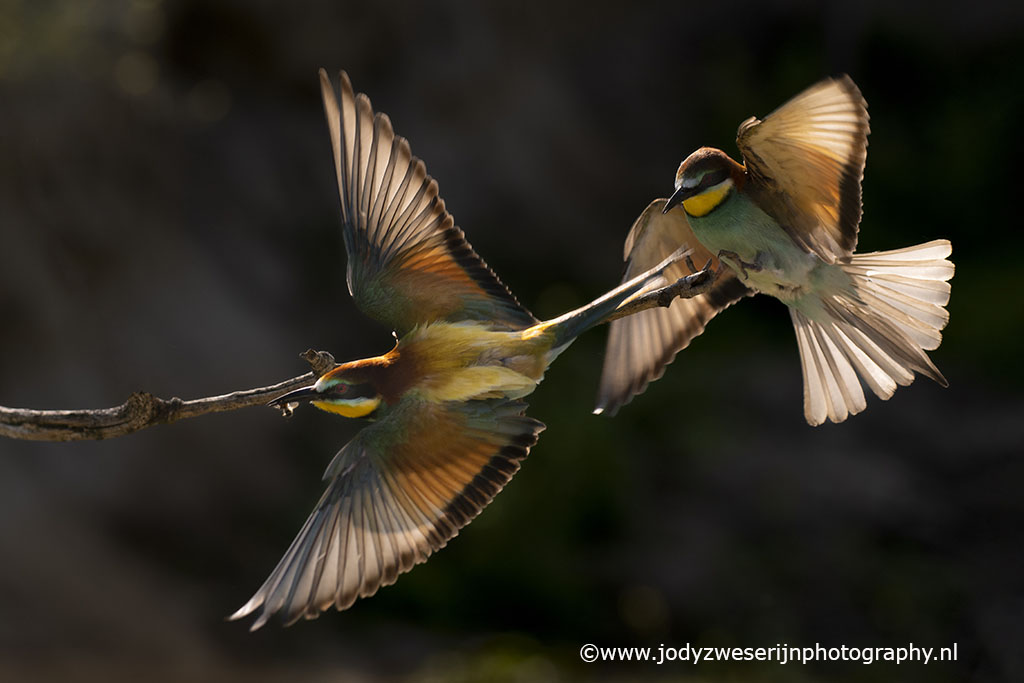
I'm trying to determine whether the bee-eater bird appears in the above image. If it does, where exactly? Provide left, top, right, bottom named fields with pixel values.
left=595, top=76, right=953, bottom=425
left=230, top=71, right=684, bottom=629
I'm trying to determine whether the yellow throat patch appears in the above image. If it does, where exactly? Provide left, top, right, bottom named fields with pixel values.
left=683, top=180, right=733, bottom=217
left=312, top=396, right=380, bottom=418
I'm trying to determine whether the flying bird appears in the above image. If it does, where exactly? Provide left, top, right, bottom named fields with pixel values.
left=596, top=76, right=953, bottom=425
left=230, top=70, right=684, bottom=629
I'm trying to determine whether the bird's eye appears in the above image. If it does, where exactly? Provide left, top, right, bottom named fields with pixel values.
left=336, top=384, right=348, bottom=394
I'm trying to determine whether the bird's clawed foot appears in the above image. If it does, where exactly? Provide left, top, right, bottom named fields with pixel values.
left=604, top=256, right=722, bottom=323
left=717, top=250, right=761, bottom=280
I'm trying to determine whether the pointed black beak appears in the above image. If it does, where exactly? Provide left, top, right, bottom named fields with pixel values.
left=268, top=385, right=319, bottom=408
left=663, top=185, right=695, bottom=214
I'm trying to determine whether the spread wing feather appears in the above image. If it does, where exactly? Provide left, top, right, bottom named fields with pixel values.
left=231, top=397, right=545, bottom=629
left=320, top=70, right=537, bottom=333
left=736, top=75, right=869, bottom=263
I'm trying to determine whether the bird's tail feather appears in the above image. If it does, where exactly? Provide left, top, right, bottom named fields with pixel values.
left=790, top=239, right=953, bottom=426
left=545, top=245, right=691, bottom=352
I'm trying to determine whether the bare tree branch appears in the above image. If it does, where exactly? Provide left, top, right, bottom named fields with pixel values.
left=0, top=269, right=716, bottom=443
left=0, top=350, right=338, bottom=442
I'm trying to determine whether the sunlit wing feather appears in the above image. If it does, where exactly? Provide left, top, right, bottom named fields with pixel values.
left=595, top=200, right=750, bottom=414
left=231, top=397, right=545, bottom=629
left=320, top=70, right=537, bottom=334
left=736, top=75, right=869, bottom=263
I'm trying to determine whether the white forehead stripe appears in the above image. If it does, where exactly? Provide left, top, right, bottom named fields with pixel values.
left=681, top=176, right=700, bottom=189
left=314, top=376, right=339, bottom=391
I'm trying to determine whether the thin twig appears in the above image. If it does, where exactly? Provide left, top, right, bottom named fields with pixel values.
left=0, top=350, right=337, bottom=442
left=0, top=270, right=717, bottom=443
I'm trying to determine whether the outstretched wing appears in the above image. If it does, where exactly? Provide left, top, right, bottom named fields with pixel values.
left=595, top=200, right=750, bottom=415
left=736, top=75, right=869, bottom=263
left=320, top=69, right=537, bottom=334
left=231, top=397, right=545, bottom=629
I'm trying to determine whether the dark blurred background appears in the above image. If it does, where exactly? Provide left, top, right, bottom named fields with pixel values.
left=1, top=0, right=1022, bottom=681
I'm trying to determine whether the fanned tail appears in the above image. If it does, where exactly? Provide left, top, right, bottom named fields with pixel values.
left=790, top=239, right=953, bottom=426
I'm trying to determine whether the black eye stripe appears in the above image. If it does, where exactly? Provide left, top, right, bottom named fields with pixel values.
left=699, top=168, right=729, bottom=190
left=347, top=383, right=378, bottom=399
left=327, top=381, right=377, bottom=399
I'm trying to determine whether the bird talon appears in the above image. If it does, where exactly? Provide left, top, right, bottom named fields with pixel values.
left=717, top=250, right=744, bottom=278
left=717, top=250, right=761, bottom=280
